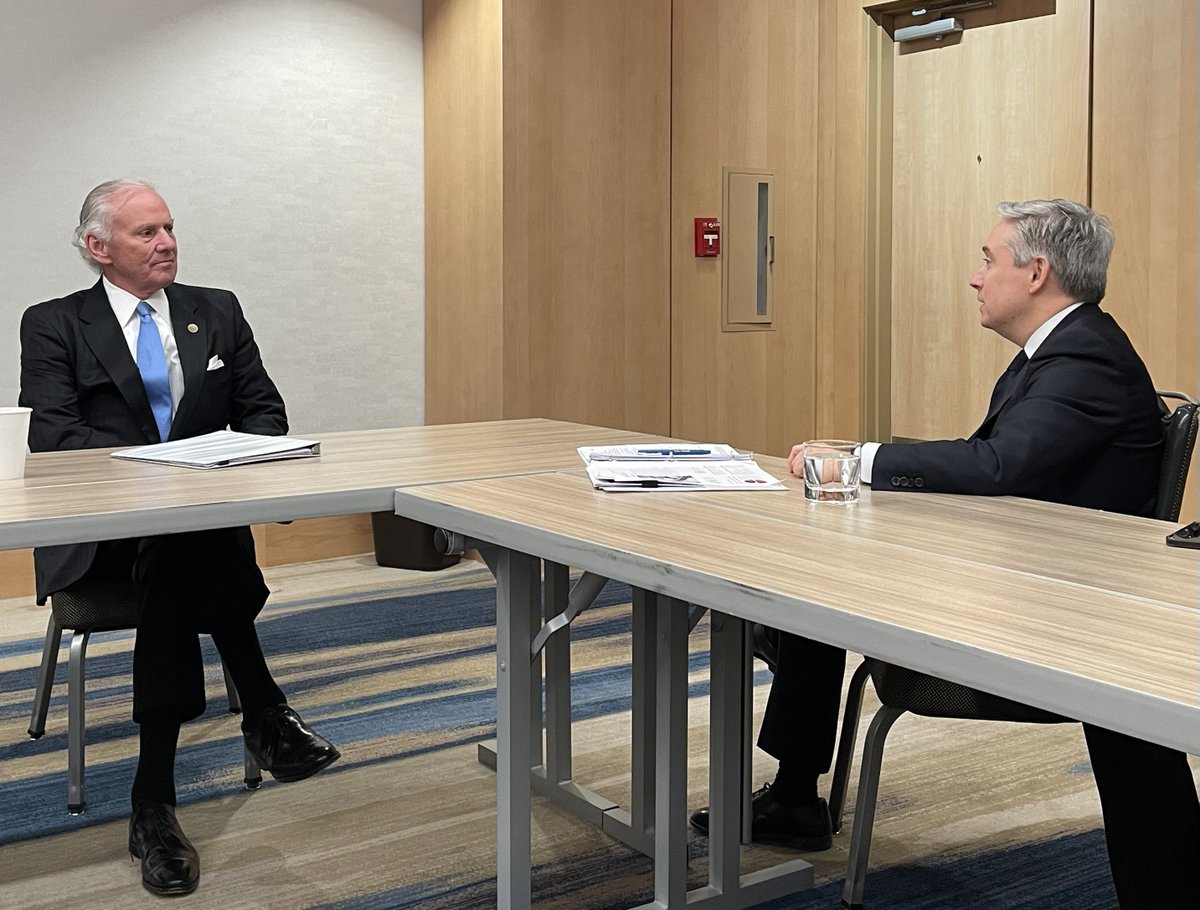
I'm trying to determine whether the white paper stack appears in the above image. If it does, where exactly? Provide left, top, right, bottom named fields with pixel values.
left=578, top=443, right=783, bottom=492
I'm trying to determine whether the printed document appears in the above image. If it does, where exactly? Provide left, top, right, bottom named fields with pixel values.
left=580, top=443, right=783, bottom=492
left=112, top=431, right=320, bottom=469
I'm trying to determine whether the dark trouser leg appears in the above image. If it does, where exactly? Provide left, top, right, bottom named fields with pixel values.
left=1083, top=723, right=1200, bottom=908
left=131, top=527, right=275, bottom=724
left=757, top=632, right=847, bottom=803
left=131, top=721, right=181, bottom=806
left=211, top=623, right=285, bottom=729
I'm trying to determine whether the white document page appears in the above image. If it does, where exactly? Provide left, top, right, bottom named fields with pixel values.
left=586, top=459, right=784, bottom=492
left=112, top=430, right=321, bottom=470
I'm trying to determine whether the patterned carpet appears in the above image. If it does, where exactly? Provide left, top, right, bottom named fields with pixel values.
left=0, top=555, right=1143, bottom=908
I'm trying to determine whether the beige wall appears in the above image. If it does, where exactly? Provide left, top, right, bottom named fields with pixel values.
left=425, top=0, right=672, bottom=434
left=888, top=0, right=1091, bottom=440
left=424, top=0, right=505, bottom=425
left=671, top=1, right=868, bottom=456
left=1092, top=0, right=1199, bottom=516
left=426, top=0, right=868, bottom=454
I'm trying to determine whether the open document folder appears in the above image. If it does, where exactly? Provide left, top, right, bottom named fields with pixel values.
left=579, top=443, right=784, bottom=491
left=112, top=430, right=321, bottom=469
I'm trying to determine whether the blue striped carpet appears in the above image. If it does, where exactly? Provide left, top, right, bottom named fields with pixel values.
left=0, top=561, right=1120, bottom=908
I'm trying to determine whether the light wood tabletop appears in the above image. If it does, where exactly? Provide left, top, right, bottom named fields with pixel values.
left=0, top=420, right=667, bottom=549
left=392, top=470, right=1200, bottom=755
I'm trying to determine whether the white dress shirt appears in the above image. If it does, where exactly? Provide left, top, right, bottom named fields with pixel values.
left=860, top=303, right=1085, bottom=484
left=104, top=276, right=185, bottom=417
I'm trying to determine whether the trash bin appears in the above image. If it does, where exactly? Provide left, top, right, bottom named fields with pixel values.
left=370, top=512, right=461, bottom=571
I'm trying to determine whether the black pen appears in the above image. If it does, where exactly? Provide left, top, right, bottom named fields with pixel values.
left=636, top=448, right=711, bottom=456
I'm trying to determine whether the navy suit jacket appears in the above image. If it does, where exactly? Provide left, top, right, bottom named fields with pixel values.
left=872, top=303, right=1163, bottom=517
left=19, top=279, right=287, bottom=601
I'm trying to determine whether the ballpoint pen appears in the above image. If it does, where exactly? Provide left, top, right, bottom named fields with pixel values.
left=635, top=448, right=712, bottom=456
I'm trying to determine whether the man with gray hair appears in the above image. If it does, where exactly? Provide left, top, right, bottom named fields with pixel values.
left=690, top=199, right=1199, bottom=905
left=20, top=179, right=341, bottom=897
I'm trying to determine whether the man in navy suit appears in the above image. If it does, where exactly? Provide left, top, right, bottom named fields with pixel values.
left=689, top=199, right=1199, bottom=907
left=20, top=180, right=341, bottom=897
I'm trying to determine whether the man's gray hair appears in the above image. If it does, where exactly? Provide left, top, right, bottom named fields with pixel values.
left=996, top=198, right=1115, bottom=302
left=73, top=178, right=159, bottom=272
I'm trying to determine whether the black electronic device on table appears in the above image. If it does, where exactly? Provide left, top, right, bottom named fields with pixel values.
left=1165, top=521, right=1200, bottom=549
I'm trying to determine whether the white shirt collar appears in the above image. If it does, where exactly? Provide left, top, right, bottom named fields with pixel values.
left=1024, top=302, right=1084, bottom=359
left=102, top=276, right=171, bottom=328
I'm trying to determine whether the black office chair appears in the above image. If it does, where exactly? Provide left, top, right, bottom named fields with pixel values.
left=830, top=390, right=1199, bottom=909
left=28, top=571, right=261, bottom=814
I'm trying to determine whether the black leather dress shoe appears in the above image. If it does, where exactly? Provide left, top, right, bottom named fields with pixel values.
left=244, top=705, right=340, bottom=783
left=689, top=783, right=833, bottom=851
left=128, top=800, right=200, bottom=896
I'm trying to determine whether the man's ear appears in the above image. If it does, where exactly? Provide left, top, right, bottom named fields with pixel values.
left=1027, top=255, right=1051, bottom=294
left=85, top=234, right=112, bottom=266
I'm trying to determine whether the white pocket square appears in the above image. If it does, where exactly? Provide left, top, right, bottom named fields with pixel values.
left=206, top=355, right=225, bottom=371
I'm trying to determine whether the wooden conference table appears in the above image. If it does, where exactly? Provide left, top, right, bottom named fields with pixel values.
left=2, top=421, right=1197, bottom=908
left=392, top=462, right=1200, bottom=909
left=0, top=419, right=664, bottom=549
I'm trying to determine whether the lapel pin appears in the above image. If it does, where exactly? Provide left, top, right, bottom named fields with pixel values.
left=187, top=323, right=199, bottom=333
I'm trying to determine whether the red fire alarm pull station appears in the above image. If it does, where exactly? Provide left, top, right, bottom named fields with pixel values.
left=694, top=217, right=720, bottom=257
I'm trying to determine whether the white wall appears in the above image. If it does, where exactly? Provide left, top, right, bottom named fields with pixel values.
left=0, top=0, right=424, bottom=433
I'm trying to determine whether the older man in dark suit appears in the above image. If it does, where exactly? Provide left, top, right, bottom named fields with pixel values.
left=689, top=199, right=1200, bottom=907
left=19, top=179, right=340, bottom=897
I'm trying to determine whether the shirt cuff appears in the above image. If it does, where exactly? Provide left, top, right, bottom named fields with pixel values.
left=859, top=441, right=881, bottom=485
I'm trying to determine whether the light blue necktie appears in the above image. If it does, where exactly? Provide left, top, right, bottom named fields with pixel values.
left=135, top=301, right=173, bottom=442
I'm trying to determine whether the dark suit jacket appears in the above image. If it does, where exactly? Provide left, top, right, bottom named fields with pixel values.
left=19, top=279, right=287, bottom=602
left=872, top=303, right=1163, bottom=517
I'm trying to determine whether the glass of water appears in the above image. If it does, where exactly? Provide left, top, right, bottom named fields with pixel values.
left=801, top=439, right=860, bottom=505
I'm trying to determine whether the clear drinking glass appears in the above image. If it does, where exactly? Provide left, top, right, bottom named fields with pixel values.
left=801, top=439, right=860, bottom=505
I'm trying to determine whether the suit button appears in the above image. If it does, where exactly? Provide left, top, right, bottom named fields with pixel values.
left=902, top=478, right=912, bottom=487
left=890, top=476, right=901, bottom=487
left=914, top=478, right=925, bottom=488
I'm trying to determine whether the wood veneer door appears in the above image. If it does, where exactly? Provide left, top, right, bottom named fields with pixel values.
left=888, top=0, right=1090, bottom=442
left=670, top=0, right=866, bottom=456
left=1091, top=0, right=1199, bottom=517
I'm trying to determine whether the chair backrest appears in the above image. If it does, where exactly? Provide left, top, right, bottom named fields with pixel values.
left=50, top=574, right=138, bottom=632
left=1154, top=392, right=1199, bottom=523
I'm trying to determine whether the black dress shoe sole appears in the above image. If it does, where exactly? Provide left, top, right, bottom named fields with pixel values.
left=139, top=874, right=199, bottom=897
left=268, top=747, right=341, bottom=783
left=688, top=811, right=831, bottom=851
left=753, top=830, right=833, bottom=852
left=128, top=851, right=199, bottom=897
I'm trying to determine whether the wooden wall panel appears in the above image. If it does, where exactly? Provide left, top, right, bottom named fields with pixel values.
left=0, top=549, right=34, bottom=600
left=424, top=0, right=505, bottom=424
left=1091, top=0, right=1199, bottom=517
left=502, top=0, right=671, bottom=433
left=672, top=0, right=864, bottom=457
left=889, top=0, right=1091, bottom=441
left=815, top=1, right=870, bottom=441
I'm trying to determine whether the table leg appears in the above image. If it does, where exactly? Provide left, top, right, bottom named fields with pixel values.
left=707, top=610, right=745, bottom=890
left=651, top=593, right=690, bottom=906
left=495, top=547, right=540, bottom=910
left=543, top=561, right=572, bottom=785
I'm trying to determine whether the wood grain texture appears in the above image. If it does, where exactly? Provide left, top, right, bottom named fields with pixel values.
left=423, top=0, right=505, bottom=424
left=258, top=514, right=375, bottom=568
left=395, top=472, right=1200, bottom=751
left=0, top=422, right=670, bottom=546
left=1091, top=0, right=1200, bottom=518
left=672, top=1, right=866, bottom=457
left=424, top=0, right=671, bottom=433
left=889, top=0, right=1091, bottom=441
left=502, top=0, right=671, bottom=434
